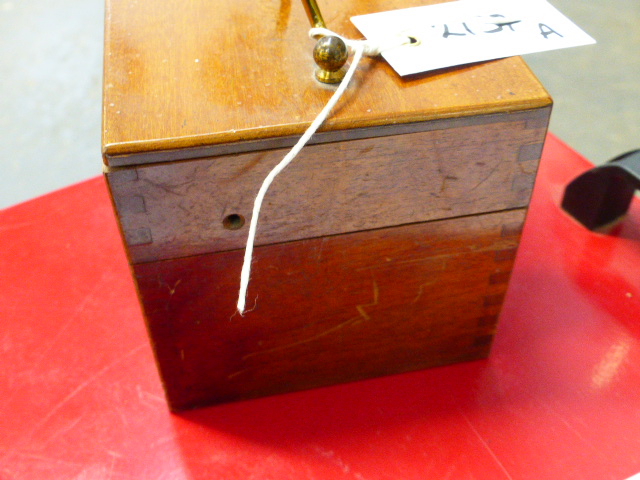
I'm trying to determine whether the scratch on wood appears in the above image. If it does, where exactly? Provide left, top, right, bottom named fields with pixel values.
left=238, top=316, right=360, bottom=364
left=226, top=151, right=267, bottom=182
left=159, top=279, right=181, bottom=296
left=177, top=202, right=191, bottom=215
left=227, top=368, right=248, bottom=380
left=142, top=178, right=189, bottom=196
left=229, top=280, right=380, bottom=379
left=388, top=254, right=453, bottom=270
left=168, top=280, right=181, bottom=296
left=518, top=161, right=537, bottom=175
left=469, top=160, right=502, bottom=192
left=355, top=280, right=379, bottom=323
left=412, top=280, right=436, bottom=304
left=439, top=175, right=459, bottom=194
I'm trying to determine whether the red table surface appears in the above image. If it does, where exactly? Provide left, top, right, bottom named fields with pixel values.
left=1, top=133, right=639, bottom=480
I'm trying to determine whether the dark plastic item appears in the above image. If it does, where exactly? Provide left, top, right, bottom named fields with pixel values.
left=562, top=149, right=640, bottom=231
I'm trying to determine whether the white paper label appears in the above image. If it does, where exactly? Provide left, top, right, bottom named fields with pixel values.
left=351, top=0, right=596, bottom=76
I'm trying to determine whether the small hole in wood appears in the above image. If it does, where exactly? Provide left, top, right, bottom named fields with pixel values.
left=223, top=214, right=245, bottom=230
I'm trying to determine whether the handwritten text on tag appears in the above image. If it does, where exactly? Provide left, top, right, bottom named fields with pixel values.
left=351, top=0, right=596, bottom=76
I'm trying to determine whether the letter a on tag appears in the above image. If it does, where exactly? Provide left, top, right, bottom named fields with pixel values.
left=351, top=0, right=595, bottom=76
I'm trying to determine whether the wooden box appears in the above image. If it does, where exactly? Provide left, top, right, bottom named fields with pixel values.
left=102, top=0, right=551, bottom=410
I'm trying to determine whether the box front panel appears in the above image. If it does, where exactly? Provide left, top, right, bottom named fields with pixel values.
left=107, top=108, right=549, bottom=264
left=133, top=208, right=525, bottom=410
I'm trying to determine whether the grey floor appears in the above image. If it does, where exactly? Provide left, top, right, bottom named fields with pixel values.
left=1, top=0, right=638, bottom=209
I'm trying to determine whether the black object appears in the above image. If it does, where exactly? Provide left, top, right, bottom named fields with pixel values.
left=562, top=149, right=640, bottom=231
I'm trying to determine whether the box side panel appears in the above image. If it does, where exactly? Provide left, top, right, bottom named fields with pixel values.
left=108, top=107, right=549, bottom=263
left=133, top=208, right=526, bottom=410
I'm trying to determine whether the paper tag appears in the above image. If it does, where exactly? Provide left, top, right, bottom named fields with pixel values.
left=351, top=0, right=595, bottom=76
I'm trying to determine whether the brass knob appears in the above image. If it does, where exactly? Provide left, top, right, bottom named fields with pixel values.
left=313, top=35, right=348, bottom=84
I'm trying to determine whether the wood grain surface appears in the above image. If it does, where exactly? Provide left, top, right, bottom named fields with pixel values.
left=133, top=207, right=525, bottom=409
left=103, top=0, right=552, bottom=409
left=107, top=107, right=549, bottom=263
left=102, top=0, right=551, bottom=165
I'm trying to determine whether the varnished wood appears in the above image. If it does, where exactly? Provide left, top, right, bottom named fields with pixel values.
left=134, top=208, right=525, bottom=410
left=106, top=107, right=548, bottom=264
left=103, top=0, right=552, bottom=409
left=102, top=0, right=551, bottom=165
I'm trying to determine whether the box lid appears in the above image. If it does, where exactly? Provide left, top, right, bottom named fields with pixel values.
left=102, top=0, right=551, bottom=167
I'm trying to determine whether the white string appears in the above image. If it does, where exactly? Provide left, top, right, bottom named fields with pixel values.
left=309, top=27, right=410, bottom=56
left=236, top=29, right=410, bottom=315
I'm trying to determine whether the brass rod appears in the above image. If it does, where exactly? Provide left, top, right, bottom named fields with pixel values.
left=301, top=0, right=326, bottom=28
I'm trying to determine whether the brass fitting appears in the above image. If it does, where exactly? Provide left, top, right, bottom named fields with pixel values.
left=301, top=0, right=349, bottom=84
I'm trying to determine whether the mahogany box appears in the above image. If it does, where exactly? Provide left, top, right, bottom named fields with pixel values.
left=102, top=0, right=552, bottom=410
